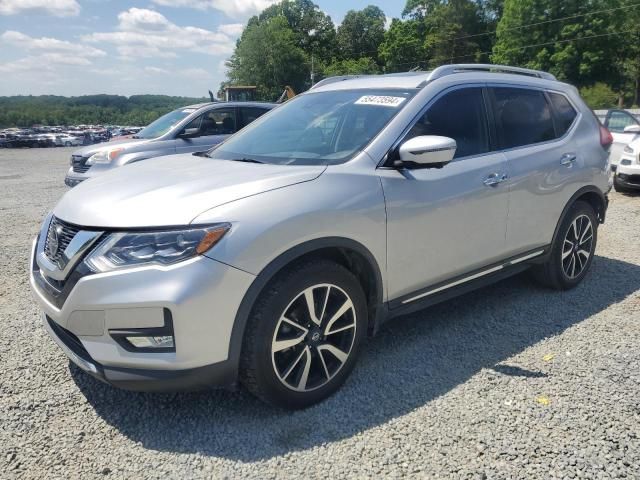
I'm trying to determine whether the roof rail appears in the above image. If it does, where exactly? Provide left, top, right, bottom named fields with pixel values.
left=428, top=64, right=556, bottom=82
left=310, top=75, right=370, bottom=90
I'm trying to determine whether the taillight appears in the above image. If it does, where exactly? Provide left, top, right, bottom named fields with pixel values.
left=600, top=125, right=613, bottom=148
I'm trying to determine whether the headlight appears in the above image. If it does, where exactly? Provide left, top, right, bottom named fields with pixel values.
left=86, top=148, right=124, bottom=165
left=84, top=224, right=230, bottom=272
left=623, top=145, right=634, bottom=154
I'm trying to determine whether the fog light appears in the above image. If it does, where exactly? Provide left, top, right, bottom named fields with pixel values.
left=126, top=336, right=174, bottom=349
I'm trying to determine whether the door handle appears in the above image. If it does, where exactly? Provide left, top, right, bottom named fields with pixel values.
left=483, top=173, right=508, bottom=187
left=560, top=153, right=577, bottom=166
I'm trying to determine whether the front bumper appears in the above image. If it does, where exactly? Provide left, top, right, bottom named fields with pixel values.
left=615, top=159, right=640, bottom=189
left=43, top=313, right=236, bottom=391
left=30, top=234, right=256, bottom=391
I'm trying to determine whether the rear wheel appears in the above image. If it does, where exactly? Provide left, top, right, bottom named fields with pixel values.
left=240, top=260, right=367, bottom=409
left=532, top=201, right=597, bottom=290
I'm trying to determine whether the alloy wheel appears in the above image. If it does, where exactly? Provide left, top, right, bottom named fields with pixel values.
left=562, top=214, right=594, bottom=279
left=271, top=283, right=357, bottom=392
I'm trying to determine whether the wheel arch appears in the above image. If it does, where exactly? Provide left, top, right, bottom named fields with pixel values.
left=551, top=186, right=607, bottom=248
left=226, top=237, right=385, bottom=385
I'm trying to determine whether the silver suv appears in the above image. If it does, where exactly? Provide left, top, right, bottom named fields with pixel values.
left=64, top=102, right=274, bottom=186
left=31, top=65, right=612, bottom=408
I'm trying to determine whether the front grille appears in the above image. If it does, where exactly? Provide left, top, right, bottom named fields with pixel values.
left=71, top=155, right=90, bottom=173
left=44, top=216, right=81, bottom=264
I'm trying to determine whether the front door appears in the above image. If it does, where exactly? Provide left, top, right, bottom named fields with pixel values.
left=379, top=86, right=510, bottom=301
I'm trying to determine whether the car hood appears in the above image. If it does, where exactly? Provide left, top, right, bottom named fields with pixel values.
left=72, top=138, right=150, bottom=157
left=54, top=154, right=326, bottom=228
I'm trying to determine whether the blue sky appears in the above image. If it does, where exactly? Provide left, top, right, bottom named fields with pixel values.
left=0, top=0, right=403, bottom=97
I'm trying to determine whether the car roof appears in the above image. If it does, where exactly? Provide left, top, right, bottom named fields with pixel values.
left=186, top=101, right=276, bottom=110
left=309, top=64, right=567, bottom=93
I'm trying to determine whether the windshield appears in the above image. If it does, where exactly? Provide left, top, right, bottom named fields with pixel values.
left=207, top=89, right=416, bottom=165
left=135, top=107, right=197, bottom=139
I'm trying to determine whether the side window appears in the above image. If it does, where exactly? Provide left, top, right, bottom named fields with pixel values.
left=239, top=107, right=269, bottom=129
left=201, top=108, right=237, bottom=135
left=405, top=87, right=489, bottom=159
left=605, top=110, right=639, bottom=133
left=549, top=92, right=577, bottom=136
left=182, top=115, right=203, bottom=133
left=493, top=87, right=555, bottom=149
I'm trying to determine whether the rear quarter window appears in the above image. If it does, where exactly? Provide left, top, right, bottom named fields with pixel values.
left=549, top=93, right=578, bottom=136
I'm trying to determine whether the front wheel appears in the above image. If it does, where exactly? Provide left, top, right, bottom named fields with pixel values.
left=240, top=260, right=367, bottom=409
left=532, top=200, right=597, bottom=290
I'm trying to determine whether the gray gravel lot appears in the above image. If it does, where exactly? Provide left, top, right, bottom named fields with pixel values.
left=0, top=147, right=639, bottom=479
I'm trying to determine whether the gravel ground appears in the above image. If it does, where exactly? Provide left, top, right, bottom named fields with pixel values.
left=0, top=147, right=639, bottom=479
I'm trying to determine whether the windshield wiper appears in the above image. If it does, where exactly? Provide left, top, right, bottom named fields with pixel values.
left=229, top=157, right=264, bottom=164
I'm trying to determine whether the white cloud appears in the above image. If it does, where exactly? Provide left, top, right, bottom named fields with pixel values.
left=144, top=66, right=169, bottom=74
left=1, top=30, right=106, bottom=57
left=0, top=53, right=91, bottom=73
left=0, top=30, right=106, bottom=74
left=150, top=0, right=277, bottom=20
left=217, top=23, right=244, bottom=37
left=83, top=8, right=235, bottom=59
left=179, top=68, right=212, bottom=80
left=0, top=0, right=80, bottom=17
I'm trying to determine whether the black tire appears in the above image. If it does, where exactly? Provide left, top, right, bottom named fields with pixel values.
left=240, top=260, right=367, bottom=409
left=532, top=200, right=598, bottom=290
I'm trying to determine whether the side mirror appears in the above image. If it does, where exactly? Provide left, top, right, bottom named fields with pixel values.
left=623, top=124, right=640, bottom=134
left=397, top=135, right=456, bottom=169
left=179, top=127, right=200, bottom=139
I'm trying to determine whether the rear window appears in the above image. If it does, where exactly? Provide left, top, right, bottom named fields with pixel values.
left=493, top=87, right=555, bottom=149
left=549, top=93, right=577, bottom=136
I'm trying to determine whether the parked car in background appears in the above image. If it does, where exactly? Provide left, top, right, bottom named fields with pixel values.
left=55, top=135, right=83, bottom=147
left=31, top=65, right=611, bottom=408
left=614, top=134, right=640, bottom=192
left=602, top=109, right=640, bottom=170
left=64, top=102, right=275, bottom=187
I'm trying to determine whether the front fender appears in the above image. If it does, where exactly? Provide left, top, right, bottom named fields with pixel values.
left=191, top=166, right=387, bottom=289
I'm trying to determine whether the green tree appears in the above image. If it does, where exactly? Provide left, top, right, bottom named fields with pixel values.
left=322, top=57, right=380, bottom=76
left=379, top=18, right=425, bottom=71
left=492, top=0, right=628, bottom=94
left=579, top=82, right=618, bottom=109
left=250, top=0, right=337, bottom=64
left=226, top=16, right=309, bottom=100
left=336, top=6, right=386, bottom=62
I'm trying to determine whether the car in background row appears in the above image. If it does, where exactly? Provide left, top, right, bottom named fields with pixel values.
left=64, top=102, right=275, bottom=187
left=601, top=109, right=640, bottom=170
left=614, top=134, right=640, bottom=192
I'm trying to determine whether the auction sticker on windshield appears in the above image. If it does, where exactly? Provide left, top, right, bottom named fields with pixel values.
left=355, top=95, right=407, bottom=107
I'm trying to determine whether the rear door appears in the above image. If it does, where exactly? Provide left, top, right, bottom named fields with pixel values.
left=491, top=86, right=580, bottom=256
left=175, top=107, right=238, bottom=154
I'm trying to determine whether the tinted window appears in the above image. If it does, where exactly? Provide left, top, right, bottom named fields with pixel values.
left=239, top=107, right=269, bottom=128
left=493, top=87, right=555, bottom=149
left=605, top=110, right=639, bottom=133
left=406, top=88, right=489, bottom=158
left=549, top=93, right=577, bottom=136
left=201, top=108, right=236, bottom=135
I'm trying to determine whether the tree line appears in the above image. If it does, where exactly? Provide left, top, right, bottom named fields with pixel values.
left=225, top=0, right=640, bottom=108
left=0, top=95, right=207, bottom=128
